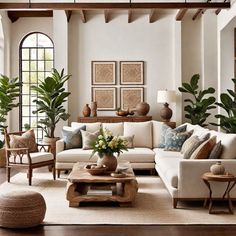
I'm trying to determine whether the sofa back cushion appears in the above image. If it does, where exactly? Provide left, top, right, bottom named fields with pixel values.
left=124, top=121, right=152, bottom=148
left=71, top=122, right=101, bottom=132
left=152, top=121, right=163, bottom=148
left=210, top=131, right=236, bottom=159
left=102, top=123, right=124, bottom=136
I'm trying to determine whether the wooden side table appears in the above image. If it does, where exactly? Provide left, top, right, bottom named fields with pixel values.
left=202, top=172, right=236, bottom=214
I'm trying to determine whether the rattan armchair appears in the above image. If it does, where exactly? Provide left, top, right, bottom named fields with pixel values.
left=4, top=130, right=56, bottom=185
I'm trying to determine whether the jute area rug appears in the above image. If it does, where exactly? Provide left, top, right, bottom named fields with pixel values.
left=0, top=172, right=236, bottom=225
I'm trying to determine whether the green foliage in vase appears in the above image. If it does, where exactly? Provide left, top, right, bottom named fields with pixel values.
left=178, top=74, right=216, bottom=127
left=211, top=79, right=236, bottom=133
left=31, top=68, right=71, bottom=138
left=0, top=75, right=22, bottom=148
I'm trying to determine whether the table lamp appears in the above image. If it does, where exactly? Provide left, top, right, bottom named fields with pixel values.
left=157, top=90, right=176, bottom=122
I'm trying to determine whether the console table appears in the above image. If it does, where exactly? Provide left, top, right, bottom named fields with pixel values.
left=77, top=116, right=152, bottom=123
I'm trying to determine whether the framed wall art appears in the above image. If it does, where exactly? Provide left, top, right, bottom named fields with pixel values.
left=92, top=87, right=117, bottom=111
left=92, top=61, right=116, bottom=85
left=120, top=61, right=144, bottom=85
left=120, top=87, right=144, bottom=110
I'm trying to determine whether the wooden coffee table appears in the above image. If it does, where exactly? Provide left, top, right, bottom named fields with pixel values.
left=66, top=162, right=138, bottom=207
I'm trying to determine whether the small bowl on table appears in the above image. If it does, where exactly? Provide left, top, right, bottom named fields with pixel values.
left=84, top=164, right=107, bottom=175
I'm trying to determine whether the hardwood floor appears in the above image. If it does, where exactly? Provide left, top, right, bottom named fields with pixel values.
left=0, top=168, right=236, bottom=236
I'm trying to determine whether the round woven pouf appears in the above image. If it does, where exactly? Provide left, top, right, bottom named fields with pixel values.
left=0, top=190, right=46, bottom=228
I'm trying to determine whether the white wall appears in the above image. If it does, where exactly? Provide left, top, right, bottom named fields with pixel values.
left=68, top=12, right=177, bottom=123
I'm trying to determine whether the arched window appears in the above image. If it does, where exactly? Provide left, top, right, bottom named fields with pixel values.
left=19, top=32, right=54, bottom=140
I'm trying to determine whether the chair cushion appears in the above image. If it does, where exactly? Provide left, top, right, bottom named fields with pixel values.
left=9, top=152, right=53, bottom=164
left=9, top=129, right=38, bottom=154
left=118, top=148, right=155, bottom=163
left=102, top=123, right=124, bottom=136
left=124, top=121, right=152, bottom=148
left=71, top=122, right=101, bottom=132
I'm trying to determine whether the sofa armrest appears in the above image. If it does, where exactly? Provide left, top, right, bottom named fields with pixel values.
left=56, top=139, right=65, bottom=155
left=178, top=159, right=236, bottom=198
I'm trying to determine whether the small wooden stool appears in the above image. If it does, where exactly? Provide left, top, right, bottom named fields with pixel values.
left=0, top=190, right=46, bottom=228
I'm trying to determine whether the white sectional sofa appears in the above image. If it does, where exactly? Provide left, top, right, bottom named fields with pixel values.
left=56, top=121, right=236, bottom=208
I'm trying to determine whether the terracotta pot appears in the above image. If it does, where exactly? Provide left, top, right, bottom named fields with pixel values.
left=91, top=102, right=97, bottom=117
left=43, top=136, right=60, bottom=158
left=210, top=161, right=225, bottom=175
left=97, top=154, right=117, bottom=171
left=0, top=148, right=6, bottom=168
left=83, top=104, right=91, bottom=117
left=136, top=102, right=150, bottom=116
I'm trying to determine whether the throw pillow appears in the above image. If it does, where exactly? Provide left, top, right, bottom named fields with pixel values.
left=9, top=129, right=38, bottom=154
left=81, top=130, right=100, bottom=150
left=121, top=135, right=134, bottom=149
left=190, top=136, right=217, bottom=159
left=62, top=125, right=86, bottom=150
left=208, top=141, right=223, bottom=159
left=164, top=130, right=193, bottom=152
left=157, top=124, right=187, bottom=148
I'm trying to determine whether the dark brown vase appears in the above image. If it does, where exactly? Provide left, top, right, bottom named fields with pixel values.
left=91, top=102, right=97, bottom=117
left=136, top=102, right=150, bottom=116
left=97, top=154, right=117, bottom=171
left=83, top=104, right=91, bottom=117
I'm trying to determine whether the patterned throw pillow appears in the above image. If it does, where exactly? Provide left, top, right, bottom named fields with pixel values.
left=121, top=135, right=134, bottom=149
left=81, top=130, right=100, bottom=150
left=164, top=130, right=193, bottom=152
left=10, top=129, right=38, bottom=154
left=157, top=124, right=187, bottom=148
left=190, top=136, right=216, bottom=159
left=209, top=141, right=223, bottom=159
left=62, top=126, right=86, bottom=150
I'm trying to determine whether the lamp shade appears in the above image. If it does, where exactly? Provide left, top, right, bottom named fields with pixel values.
left=157, top=90, right=176, bottom=104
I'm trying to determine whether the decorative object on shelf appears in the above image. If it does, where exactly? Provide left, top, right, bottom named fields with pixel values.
left=136, top=102, right=150, bottom=116
left=116, top=107, right=129, bottom=117
left=211, top=79, right=236, bottom=133
left=84, top=164, right=107, bottom=176
left=91, top=101, right=97, bottom=117
left=92, top=87, right=117, bottom=111
left=120, top=61, right=144, bottom=85
left=90, top=128, right=128, bottom=171
left=120, top=87, right=144, bottom=110
left=157, top=90, right=176, bottom=122
left=82, top=104, right=91, bottom=117
left=91, top=61, right=116, bottom=85
left=210, top=161, right=225, bottom=175
left=178, top=74, right=216, bottom=127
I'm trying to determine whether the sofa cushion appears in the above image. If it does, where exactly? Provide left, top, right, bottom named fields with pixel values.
left=153, top=148, right=184, bottom=160
left=81, top=130, right=100, bottom=150
left=102, top=123, right=124, bottom=136
left=71, top=122, right=101, bottom=132
left=124, top=121, right=152, bottom=148
left=62, top=125, right=86, bottom=150
left=56, top=149, right=98, bottom=163
left=209, top=141, right=223, bottom=159
left=210, top=131, right=236, bottom=159
left=152, top=121, right=163, bottom=148
left=120, top=135, right=134, bottom=148
left=118, top=148, right=155, bottom=163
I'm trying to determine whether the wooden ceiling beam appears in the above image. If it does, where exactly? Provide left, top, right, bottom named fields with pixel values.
left=128, top=10, right=132, bottom=23
left=149, top=9, right=156, bottom=23
left=176, top=8, right=187, bottom=21
left=79, top=10, right=87, bottom=23
left=215, top=0, right=227, bottom=15
left=192, top=8, right=203, bottom=20
left=7, top=10, right=53, bottom=23
left=104, top=10, right=110, bottom=23
left=0, top=2, right=230, bottom=10
left=65, top=10, right=72, bottom=22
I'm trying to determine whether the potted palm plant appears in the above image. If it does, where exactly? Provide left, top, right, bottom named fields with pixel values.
left=31, top=68, right=71, bottom=156
left=0, top=75, right=21, bottom=167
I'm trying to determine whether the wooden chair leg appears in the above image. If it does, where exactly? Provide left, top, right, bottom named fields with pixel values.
left=173, top=198, right=178, bottom=208
left=7, top=167, right=11, bottom=182
left=28, top=168, right=32, bottom=186
left=57, top=170, right=61, bottom=178
left=52, top=165, right=56, bottom=180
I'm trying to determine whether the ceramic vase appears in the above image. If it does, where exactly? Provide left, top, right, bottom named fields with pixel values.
left=83, top=104, right=91, bottom=117
left=136, top=102, right=150, bottom=116
left=97, top=154, right=117, bottom=171
left=210, top=161, right=225, bottom=175
left=91, top=102, right=97, bottom=117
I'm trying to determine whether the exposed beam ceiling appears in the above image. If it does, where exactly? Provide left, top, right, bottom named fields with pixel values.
left=149, top=9, right=157, bottom=23
left=0, top=2, right=230, bottom=10
left=7, top=10, right=53, bottom=23
left=65, top=10, right=72, bottom=22
left=215, top=0, right=227, bottom=15
left=128, top=10, right=132, bottom=23
left=192, top=8, right=203, bottom=20
left=176, top=8, right=188, bottom=21
left=104, top=10, right=110, bottom=23
left=79, top=10, right=87, bottom=23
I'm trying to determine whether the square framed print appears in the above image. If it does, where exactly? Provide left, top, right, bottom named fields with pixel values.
left=92, top=61, right=116, bottom=85
left=92, top=87, right=117, bottom=111
left=120, top=61, right=144, bottom=85
left=120, top=87, right=144, bottom=110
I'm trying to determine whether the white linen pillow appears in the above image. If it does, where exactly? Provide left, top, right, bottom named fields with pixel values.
left=124, top=121, right=152, bottom=148
left=71, top=122, right=101, bottom=132
left=102, top=123, right=124, bottom=136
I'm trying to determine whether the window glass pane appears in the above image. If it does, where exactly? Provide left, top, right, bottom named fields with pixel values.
left=31, top=72, right=38, bottom=83
left=30, top=61, right=37, bottom=71
left=45, top=72, right=51, bottom=77
left=22, top=95, right=30, bottom=105
left=38, top=72, right=45, bottom=81
left=45, top=61, right=53, bottom=71
left=38, top=61, right=45, bottom=71
left=38, top=49, right=44, bottom=60
left=30, top=106, right=37, bottom=116
left=22, top=117, right=30, bottom=125
left=22, top=84, right=30, bottom=94
left=22, top=61, right=29, bottom=71
left=22, top=106, right=30, bottom=116
left=22, top=49, right=29, bottom=60
left=30, top=49, right=37, bottom=60
left=45, top=49, right=53, bottom=60
left=31, top=117, right=37, bottom=128
left=30, top=95, right=37, bottom=106
left=22, top=72, right=30, bottom=83
left=38, top=34, right=53, bottom=47
left=22, top=34, right=36, bottom=47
